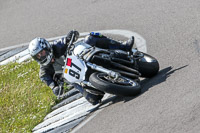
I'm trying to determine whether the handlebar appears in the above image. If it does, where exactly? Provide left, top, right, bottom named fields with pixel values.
left=66, top=32, right=76, bottom=55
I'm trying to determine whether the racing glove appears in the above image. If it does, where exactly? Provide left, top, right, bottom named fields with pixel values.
left=52, top=86, right=63, bottom=96
left=66, top=30, right=79, bottom=43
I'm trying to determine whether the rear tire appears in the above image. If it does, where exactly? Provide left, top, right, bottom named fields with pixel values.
left=89, top=72, right=141, bottom=96
left=136, top=53, right=159, bottom=78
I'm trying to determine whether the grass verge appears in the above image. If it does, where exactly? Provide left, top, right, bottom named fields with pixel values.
left=0, top=60, right=56, bottom=133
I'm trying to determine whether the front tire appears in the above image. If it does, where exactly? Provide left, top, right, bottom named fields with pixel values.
left=89, top=72, right=141, bottom=96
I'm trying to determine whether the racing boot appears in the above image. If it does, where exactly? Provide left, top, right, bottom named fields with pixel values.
left=83, top=90, right=104, bottom=105
left=121, top=36, right=134, bottom=52
left=73, top=83, right=104, bottom=105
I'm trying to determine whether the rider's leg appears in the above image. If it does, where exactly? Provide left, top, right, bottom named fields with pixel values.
left=84, top=33, right=134, bottom=51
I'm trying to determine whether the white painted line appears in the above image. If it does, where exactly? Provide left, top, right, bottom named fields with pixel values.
left=0, top=49, right=29, bottom=65
left=33, top=101, right=89, bottom=132
left=17, top=54, right=31, bottom=63
left=33, top=93, right=110, bottom=133
left=0, top=34, right=85, bottom=52
left=44, top=98, right=87, bottom=120
left=0, top=43, right=28, bottom=52
left=33, top=102, right=97, bottom=133
left=33, top=98, right=87, bottom=131
left=70, top=94, right=112, bottom=133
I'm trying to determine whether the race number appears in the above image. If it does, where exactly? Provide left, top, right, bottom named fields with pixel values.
left=63, top=56, right=87, bottom=83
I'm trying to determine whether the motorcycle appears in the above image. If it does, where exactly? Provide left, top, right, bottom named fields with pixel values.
left=56, top=32, right=159, bottom=99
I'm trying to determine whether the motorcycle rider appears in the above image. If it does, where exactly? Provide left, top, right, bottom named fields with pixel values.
left=28, top=30, right=134, bottom=105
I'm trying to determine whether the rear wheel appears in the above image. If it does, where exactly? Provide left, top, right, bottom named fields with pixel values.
left=89, top=72, right=141, bottom=96
left=136, top=53, right=159, bottom=78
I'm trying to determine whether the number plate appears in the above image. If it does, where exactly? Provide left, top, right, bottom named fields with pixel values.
left=63, top=55, right=87, bottom=83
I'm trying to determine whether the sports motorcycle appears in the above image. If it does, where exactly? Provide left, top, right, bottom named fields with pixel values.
left=56, top=33, right=159, bottom=99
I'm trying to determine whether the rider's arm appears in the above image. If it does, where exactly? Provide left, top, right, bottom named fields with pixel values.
left=50, top=30, right=79, bottom=58
left=51, top=38, right=68, bottom=58
left=39, top=64, right=56, bottom=89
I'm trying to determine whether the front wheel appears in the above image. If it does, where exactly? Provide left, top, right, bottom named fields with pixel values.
left=89, top=72, right=141, bottom=96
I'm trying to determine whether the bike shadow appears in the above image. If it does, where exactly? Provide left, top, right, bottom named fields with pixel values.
left=96, top=65, right=188, bottom=108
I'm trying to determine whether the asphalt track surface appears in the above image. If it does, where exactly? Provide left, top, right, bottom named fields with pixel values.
left=1, top=0, right=200, bottom=133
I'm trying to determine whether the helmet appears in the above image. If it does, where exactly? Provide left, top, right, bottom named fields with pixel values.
left=28, top=37, right=53, bottom=65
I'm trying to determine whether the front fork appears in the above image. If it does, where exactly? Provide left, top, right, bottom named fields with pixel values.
left=76, top=62, right=121, bottom=89
left=86, top=62, right=120, bottom=79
